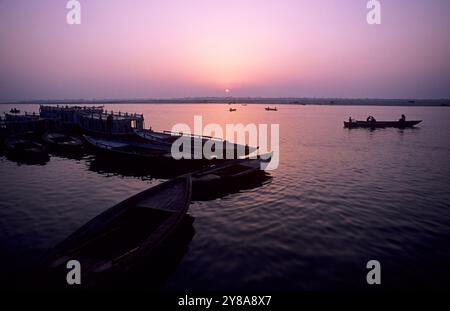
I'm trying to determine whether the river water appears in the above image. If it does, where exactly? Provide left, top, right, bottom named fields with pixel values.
left=1, top=103, right=449, bottom=290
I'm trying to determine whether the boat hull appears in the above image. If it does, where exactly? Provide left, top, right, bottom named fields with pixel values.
left=42, top=132, right=84, bottom=151
left=42, top=176, right=192, bottom=288
left=4, top=136, right=50, bottom=163
left=344, top=120, right=422, bottom=128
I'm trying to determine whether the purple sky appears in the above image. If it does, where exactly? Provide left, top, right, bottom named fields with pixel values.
left=0, top=0, right=449, bottom=101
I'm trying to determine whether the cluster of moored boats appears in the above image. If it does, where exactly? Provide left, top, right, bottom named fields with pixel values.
left=1, top=106, right=272, bottom=288
left=1, top=106, right=424, bottom=288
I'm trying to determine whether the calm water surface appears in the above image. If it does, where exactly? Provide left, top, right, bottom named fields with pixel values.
left=1, top=104, right=450, bottom=290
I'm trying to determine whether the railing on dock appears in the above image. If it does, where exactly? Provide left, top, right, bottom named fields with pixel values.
left=39, top=105, right=145, bottom=135
left=162, top=130, right=224, bottom=141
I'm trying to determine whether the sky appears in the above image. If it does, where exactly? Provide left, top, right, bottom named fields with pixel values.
left=0, top=0, right=449, bottom=101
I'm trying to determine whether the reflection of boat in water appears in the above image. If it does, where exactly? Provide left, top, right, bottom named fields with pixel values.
left=4, top=134, right=49, bottom=163
left=42, top=132, right=84, bottom=151
left=86, top=154, right=197, bottom=179
left=344, top=120, right=422, bottom=129
left=43, top=176, right=192, bottom=288
left=265, top=106, right=277, bottom=111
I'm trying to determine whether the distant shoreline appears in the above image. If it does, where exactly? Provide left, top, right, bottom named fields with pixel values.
left=1, top=98, right=450, bottom=107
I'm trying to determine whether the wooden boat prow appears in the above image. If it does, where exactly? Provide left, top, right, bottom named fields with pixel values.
left=45, top=176, right=192, bottom=285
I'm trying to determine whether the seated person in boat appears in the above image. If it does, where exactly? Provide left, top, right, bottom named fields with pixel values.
left=366, top=116, right=376, bottom=123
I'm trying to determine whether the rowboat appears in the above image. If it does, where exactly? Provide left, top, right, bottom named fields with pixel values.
left=133, top=129, right=259, bottom=160
left=4, top=135, right=49, bottom=162
left=229, top=108, right=237, bottom=112
left=192, top=156, right=269, bottom=186
left=44, top=176, right=192, bottom=287
left=344, top=120, right=422, bottom=128
left=265, top=106, right=277, bottom=111
left=42, top=132, right=84, bottom=150
left=191, top=153, right=272, bottom=198
left=83, top=135, right=171, bottom=160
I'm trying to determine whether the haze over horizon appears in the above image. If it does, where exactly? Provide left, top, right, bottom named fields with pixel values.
left=1, top=0, right=450, bottom=101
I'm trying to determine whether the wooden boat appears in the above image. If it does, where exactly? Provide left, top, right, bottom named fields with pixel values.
left=190, top=154, right=271, bottom=199
left=4, top=135, right=49, bottom=161
left=265, top=106, right=277, bottom=111
left=229, top=107, right=237, bottom=112
left=84, top=135, right=171, bottom=160
left=133, top=129, right=259, bottom=160
left=42, top=132, right=84, bottom=150
left=192, top=155, right=270, bottom=186
left=44, top=176, right=192, bottom=287
left=344, top=120, right=422, bottom=128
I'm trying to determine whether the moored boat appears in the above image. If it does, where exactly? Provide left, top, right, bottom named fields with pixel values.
left=133, top=129, right=259, bottom=160
left=44, top=176, right=192, bottom=287
left=265, top=106, right=277, bottom=111
left=4, top=135, right=49, bottom=161
left=191, top=154, right=272, bottom=199
left=344, top=120, right=422, bottom=128
left=192, top=154, right=270, bottom=186
left=42, top=132, right=84, bottom=150
left=83, top=135, right=171, bottom=160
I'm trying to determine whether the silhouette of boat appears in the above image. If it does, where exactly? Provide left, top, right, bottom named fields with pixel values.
left=44, top=176, right=192, bottom=288
left=265, top=106, right=277, bottom=111
left=9, top=108, right=20, bottom=114
left=344, top=120, right=422, bottom=128
left=191, top=154, right=271, bottom=196
left=133, top=129, right=258, bottom=159
left=4, top=135, right=49, bottom=162
left=229, top=107, right=237, bottom=112
left=83, top=134, right=171, bottom=160
left=42, top=132, right=84, bottom=150
left=84, top=134, right=214, bottom=171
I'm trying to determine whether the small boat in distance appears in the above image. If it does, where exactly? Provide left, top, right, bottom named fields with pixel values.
left=265, top=106, right=277, bottom=111
left=9, top=108, right=20, bottom=114
left=229, top=107, right=237, bottom=112
left=344, top=120, right=422, bottom=129
left=44, top=176, right=192, bottom=287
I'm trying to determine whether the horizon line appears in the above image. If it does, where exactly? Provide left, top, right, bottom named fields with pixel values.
left=1, top=97, right=450, bottom=106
